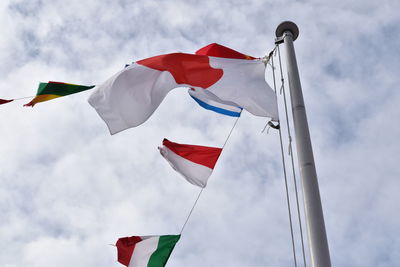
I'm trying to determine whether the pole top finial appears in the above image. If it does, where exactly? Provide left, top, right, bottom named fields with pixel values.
left=275, top=21, right=299, bottom=41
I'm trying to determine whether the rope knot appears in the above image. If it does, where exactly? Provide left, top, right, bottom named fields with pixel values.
left=262, top=120, right=280, bottom=134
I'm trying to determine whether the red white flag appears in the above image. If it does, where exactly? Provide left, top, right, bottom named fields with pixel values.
left=158, top=138, right=222, bottom=188
left=88, top=45, right=278, bottom=134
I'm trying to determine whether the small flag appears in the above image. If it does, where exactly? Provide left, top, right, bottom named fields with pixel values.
left=24, top=81, right=95, bottom=107
left=188, top=87, right=242, bottom=117
left=158, top=138, right=222, bottom=188
left=89, top=46, right=278, bottom=134
left=0, top=99, right=14, bottom=105
left=116, top=235, right=180, bottom=267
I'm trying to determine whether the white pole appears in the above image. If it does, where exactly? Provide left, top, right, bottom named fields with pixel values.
left=275, top=21, right=331, bottom=267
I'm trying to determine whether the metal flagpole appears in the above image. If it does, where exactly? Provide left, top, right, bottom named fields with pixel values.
left=275, top=21, right=332, bottom=267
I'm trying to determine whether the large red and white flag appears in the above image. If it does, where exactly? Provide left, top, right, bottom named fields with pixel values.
left=88, top=44, right=278, bottom=134
left=116, top=235, right=180, bottom=267
left=158, top=138, right=222, bottom=188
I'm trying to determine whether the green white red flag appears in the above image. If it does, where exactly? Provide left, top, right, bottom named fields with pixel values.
left=116, top=235, right=180, bottom=267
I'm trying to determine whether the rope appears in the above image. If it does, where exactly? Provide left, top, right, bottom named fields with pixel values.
left=0, top=96, right=35, bottom=102
left=261, top=120, right=280, bottom=134
left=180, top=188, right=204, bottom=234
left=13, top=96, right=35, bottom=100
left=270, top=48, right=298, bottom=267
left=180, top=115, right=241, bottom=234
left=277, top=45, right=308, bottom=267
left=222, top=115, right=241, bottom=149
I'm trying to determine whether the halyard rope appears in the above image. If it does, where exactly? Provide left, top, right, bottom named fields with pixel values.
left=277, top=44, right=307, bottom=267
left=180, top=187, right=204, bottom=234
left=12, top=96, right=36, bottom=100
left=270, top=47, right=298, bottom=267
left=180, top=115, right=241, bottom=234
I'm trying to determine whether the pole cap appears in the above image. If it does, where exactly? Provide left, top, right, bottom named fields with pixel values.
left=275, top=21, right=299, bottom=41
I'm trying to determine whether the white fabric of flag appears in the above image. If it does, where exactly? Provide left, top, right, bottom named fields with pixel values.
left=89, top=52, right=278, bottom=134
left=158, top=139, right=222, bottom=188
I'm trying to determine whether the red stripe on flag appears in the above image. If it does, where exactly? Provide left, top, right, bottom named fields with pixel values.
left=116, top=236, right=143, bottom=267
left=163, top=139, right=222, bottom=169
left=196, top=43, right=256, bottom=60
left=48, top=81, right=67, bottom=85
left=137, top=53, right=223, bottom=89
left=0, top=99, right=13, bottom=105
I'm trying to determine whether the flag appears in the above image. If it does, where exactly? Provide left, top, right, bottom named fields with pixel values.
left=188, top=88, right=242, bottom=117
left=0, top=99, right=13, bottom=105
left=195, top=42, right=256, bottom=60
left=116, top=235, right=180, bottom=267
left=188, top=43, right=257, bottom=117
left=24, top=81, right=95, bottom=107
left=89, top=46, right=278, bottom=134
left=158, top=138, right=222, bottom=188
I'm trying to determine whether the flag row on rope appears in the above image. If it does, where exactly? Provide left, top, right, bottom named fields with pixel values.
left=113, top=138, right=222, bottom=267
left=0, top=82, right=95, bottom=106
left=1, top=43, right=278, bottom=127
left=2, top=43, right=279, bottom=267
left=108, top=44, right=278, bottom=267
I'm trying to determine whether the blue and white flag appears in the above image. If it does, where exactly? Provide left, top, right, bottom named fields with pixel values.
left=188, top=88, right=242, bottom=117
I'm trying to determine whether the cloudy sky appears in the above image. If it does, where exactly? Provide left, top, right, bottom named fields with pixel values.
left=1, top=0, right=399, bottom=266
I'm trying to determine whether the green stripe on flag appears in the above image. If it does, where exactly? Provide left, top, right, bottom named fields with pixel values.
left=37, top=82, right=95, bottom=96
left=147, top=235, right=180, bottom=267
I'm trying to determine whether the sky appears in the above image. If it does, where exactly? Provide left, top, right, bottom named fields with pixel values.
left=1, top=0, right=399, bottom=266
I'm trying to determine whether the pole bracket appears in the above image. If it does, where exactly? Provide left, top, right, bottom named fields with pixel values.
left=275, top=36, right=284, bottom=45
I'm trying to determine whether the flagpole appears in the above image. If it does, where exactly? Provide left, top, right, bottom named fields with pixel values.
left=275, top=21, right=331, bottom=267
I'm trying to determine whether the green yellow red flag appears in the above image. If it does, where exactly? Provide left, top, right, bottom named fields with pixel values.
left=24, top=81, right=95, bottom=107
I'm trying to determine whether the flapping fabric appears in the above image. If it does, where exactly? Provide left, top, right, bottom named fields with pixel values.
left=0, top=99, right=13, bottom=105
left=24, top=81, right=95, bottom=107
left=116, top=235, right=180, bottom=267
left=89, top=49, right=278, bottom=134
left=189, top=43, right=271, bottom=117
left=188, top=87, right=242, bottom=117
left=158, top=138, right=222, bottom=188
left=195, top=43, right=256, bottom=60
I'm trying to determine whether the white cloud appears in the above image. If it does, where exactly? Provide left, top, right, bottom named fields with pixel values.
left=0, top=0, right=399, bottom=266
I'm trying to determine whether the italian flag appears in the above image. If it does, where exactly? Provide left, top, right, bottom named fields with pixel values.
left=116, top=235, right=180, bottom=267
